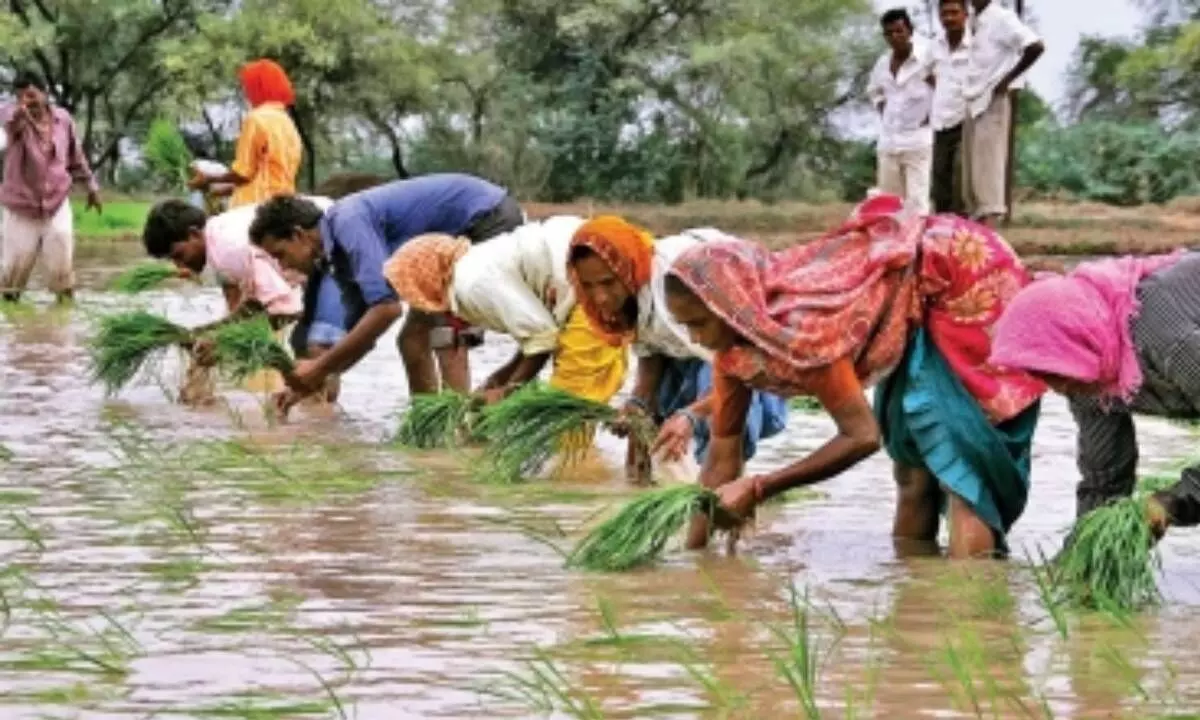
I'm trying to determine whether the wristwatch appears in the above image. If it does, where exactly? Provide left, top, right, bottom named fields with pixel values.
left=678, top=408, right=699, bottom=429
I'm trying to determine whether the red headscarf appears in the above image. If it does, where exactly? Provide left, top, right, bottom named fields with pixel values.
left=239, top=59, right=295, bottom=107
left=568, top=215, right=655, bottom=341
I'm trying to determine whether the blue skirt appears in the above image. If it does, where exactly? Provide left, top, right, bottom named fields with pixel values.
left=874, top=328, right=1040, bottom=549
left=656, top=357, right=788, bottom=463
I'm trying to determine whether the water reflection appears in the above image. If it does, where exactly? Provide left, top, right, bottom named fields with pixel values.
left=0, top=248, right=1199, bottom=717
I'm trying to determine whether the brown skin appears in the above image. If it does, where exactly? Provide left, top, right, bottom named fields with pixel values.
left=666, top=283, right=1002, bottom=558
left=571, top=254, right=714, bottom=476
left=166, top=228, right=209, bottom=276
left=940, top=1, right=968, bottom=46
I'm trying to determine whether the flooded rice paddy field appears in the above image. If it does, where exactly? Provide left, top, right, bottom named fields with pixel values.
left=2, top=245, right=1200, bottom=719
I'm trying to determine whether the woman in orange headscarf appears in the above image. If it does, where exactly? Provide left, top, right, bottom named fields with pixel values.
left=189, top=59, right=304, bottom=209
left=567, top=216, right=788, bottom=481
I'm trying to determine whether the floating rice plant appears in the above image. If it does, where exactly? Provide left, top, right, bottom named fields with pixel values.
left=210, top=316, right=295, bottom=382
left=566, top=484, right=728, bottom=572
left=87, top=310, right=191, bottom=394
left=474, top=383, right=656, bottom=483
left=395, top=391, right=478, bottom=448
left=109, top=261, right=179, bottom=294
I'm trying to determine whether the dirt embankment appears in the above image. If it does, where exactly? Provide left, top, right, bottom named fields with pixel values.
left=525, top=199, right=1200, bottom=257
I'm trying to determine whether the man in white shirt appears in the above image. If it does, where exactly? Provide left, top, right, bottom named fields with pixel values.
left=867, top=8, right=934, bottom=215
left=963, top=0, right=1044, bottom=225
left=930, top=0, right=972, bottom=215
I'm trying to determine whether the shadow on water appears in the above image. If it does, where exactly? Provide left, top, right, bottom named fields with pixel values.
left=1, top=246, right=1200, bottom=717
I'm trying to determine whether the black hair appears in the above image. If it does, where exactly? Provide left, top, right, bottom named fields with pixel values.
left=881, top=8, right=914, bottom=30
left=249, top=195, right=324, bottom=246
left=142, top=199, right=207, bottom=259
left=13, top=70, right=46, bottom=93
left=568, top=244, right=597, bottom=264
left=663, top=272, right=694, bottom=299
left=938, top=0, right=967, bottom=8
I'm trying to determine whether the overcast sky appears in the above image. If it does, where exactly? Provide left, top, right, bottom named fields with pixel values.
left=874, top=0, right=1144, bottom=112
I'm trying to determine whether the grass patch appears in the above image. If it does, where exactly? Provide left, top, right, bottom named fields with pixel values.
left=74, top=200, right=150, bottom=240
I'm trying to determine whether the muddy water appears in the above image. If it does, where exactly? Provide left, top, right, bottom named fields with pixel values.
left=2, top=245, right=1200, bottom=719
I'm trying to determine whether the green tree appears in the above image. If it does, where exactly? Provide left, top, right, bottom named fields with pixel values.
left=0, top=0, right=233, bottom=172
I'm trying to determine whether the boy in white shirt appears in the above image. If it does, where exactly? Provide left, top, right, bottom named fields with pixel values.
left=930, top=0, right=972, bottom=215
left=867, top=8, right=934, bottom=215
left=963, top=0, right=1044, bottom=225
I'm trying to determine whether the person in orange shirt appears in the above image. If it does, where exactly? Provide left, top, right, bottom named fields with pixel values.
left=189, top=59, right=303, bottom=209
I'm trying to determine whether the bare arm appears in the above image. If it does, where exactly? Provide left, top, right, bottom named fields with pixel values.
left=304, top=301, right=403, bottom=378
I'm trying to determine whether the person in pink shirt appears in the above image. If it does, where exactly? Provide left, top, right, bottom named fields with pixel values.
left=141, top=197, right=346, bottom=402
left=0, top=71, right=102, bottom=303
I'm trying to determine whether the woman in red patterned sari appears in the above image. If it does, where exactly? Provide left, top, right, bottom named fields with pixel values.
left=661, top=194, right=1045, bottom=559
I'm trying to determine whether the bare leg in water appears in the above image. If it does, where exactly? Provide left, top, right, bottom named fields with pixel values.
left=435, top=345, right=471, bottom=394
left=946, top=494, right=997, bottom=559
left=892, top=463, right=942, bottom=556
left=397, top=310, right=443, bottom=395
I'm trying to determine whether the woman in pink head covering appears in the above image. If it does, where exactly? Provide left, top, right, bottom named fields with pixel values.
left=990, top=250, right=1200, bottom=537
left=660, top=193, right=1045, bottom=559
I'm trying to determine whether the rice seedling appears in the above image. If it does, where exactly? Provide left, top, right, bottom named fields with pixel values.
left=109, top=261, right=180, bottom=293
left=87, top=310, right=191, bottom=394
left=764, top=583, right=845, bottom=719
left=474, top=383, right=656, bottom=483
left=210, top=316, right=295, bottom=382
left=1027, top=545, right=1070, bottom=640
left=481, top=648, right=604, bottom=719
left=1054, top=497, right=1163, bottom=612
left=395, top=391, right=478, bottom=448
left=565, top=484, right=730, bottom=572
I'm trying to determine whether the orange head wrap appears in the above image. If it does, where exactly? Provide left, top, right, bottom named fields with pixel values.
left=239, top=59, right=295, bottom=107
left=383, top=234, right=471, bottom=313
left=568, top=215, right=655, bottom=339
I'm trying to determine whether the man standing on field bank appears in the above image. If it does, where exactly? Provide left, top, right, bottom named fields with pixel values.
left=868, top=8, right=934, bottom=216
left=963, top=0, right=1043, bottom=226
left=0, top=70, right=102, bottom=303
left=930, top=0, right=972, bottom=216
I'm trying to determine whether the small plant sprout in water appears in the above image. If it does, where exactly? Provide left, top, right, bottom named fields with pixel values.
left=762, top=583, right=846, bottom=719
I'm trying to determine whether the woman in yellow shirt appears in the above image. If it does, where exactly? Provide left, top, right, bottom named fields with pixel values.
left=190, top=58, right=303, bottom=208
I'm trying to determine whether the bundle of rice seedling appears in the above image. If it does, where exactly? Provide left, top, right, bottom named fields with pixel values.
left=210, top=317, right=295, bottom=382
left=88, top=310, right=191, bottom=394
left=474, top=383, right=655, bottom=483
left=396, top=391, right=478, bottom=449
left=110, top=262, right=180, bottom=294
left=566, top=484, right=730, bottom=572
left=1054, top=496, right=1163, bottom=612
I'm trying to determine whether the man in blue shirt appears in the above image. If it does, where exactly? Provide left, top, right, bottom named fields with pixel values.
left=249, top=173, right=524, bottom=410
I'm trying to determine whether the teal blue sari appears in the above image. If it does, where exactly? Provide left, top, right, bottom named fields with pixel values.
left=874, top=328, right=1041, bottom=551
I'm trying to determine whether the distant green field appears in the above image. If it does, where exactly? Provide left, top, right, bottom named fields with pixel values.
left=73, top=199, right=151, bottom=240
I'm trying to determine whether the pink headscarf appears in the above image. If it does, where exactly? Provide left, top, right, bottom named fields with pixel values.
left=990, top=253, right=1184, bottom=401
